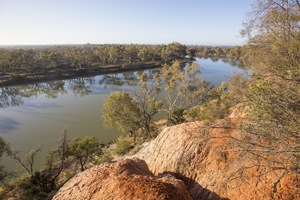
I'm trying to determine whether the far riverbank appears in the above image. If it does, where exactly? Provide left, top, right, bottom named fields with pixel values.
left=0, top=58, right=190, bottom=87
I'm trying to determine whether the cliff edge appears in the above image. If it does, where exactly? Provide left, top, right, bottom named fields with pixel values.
left=53, top=158, right=192, bottom=200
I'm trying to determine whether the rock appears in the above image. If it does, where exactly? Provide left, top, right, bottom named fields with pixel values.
left=53, top=158, right=192, bottom=200
left=134, top=118, right=299, bottom=200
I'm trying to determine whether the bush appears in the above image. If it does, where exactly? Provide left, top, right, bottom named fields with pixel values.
left=96, top=147, right=113, bottom=164
left=114, top=136, right=134, bottom=156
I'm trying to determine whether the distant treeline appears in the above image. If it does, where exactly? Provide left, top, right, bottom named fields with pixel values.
left=0, top=42, right=187, bottom=75
left=188, top=45, right=245, bottom=68
left=0, top=43, right=244, bottom=76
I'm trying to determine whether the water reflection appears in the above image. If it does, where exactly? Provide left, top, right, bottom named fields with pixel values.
left=0, top=87, right=24, bottom=107
left=0, top=81, right=66, bottom=108
left=197, top=56, right=247, bottom=69
left=0, top=70, right=147, bottom=108
left=25, top=102, right=63, bottom=109
left=0, top=116, right=21, bottom=134
left=98, top=73, right=139, bottom=88
left=67, top=78, right=94, bottom=97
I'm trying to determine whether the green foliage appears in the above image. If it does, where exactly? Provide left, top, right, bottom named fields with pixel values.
left=0, top=175, right=47, bottom=200
left=161, top=61, right=212, bottom=125
left=67, top=136, right=101, bottom=171
left=186, top=48, right=197, bottom=59
left=0, top=137, right=7, bottom=157
left=186, top=73, right=248, bottom=122
left=0, top=137, right=12, bottom=183
left=96, top=146, right=113, bottom=164
left=102, top=73, right=163, bottom=140
left=169, top=108, right=186, bottom=125
left=161, top=42, right=187, bottom=62
left=102, top=91, right=142, bottom=134
left=114, top=136, right=134, bottom=156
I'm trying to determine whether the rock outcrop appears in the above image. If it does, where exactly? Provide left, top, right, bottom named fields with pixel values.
left=53, top=158, right=192, bottom=200
left=134, top=118, right=300, bottom=200
left=54, top=115, right=299, bottom=200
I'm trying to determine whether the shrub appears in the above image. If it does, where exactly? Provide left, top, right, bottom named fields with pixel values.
left=114, top=136, right=134, bottom=156
left=96, top=147, right=113, bottom=164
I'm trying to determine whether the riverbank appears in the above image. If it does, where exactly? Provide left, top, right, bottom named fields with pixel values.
left=0, top=58, right=191, bottom=87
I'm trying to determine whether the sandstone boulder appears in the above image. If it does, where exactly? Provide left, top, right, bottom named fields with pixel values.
left=53, top=158, right=192, bottom=200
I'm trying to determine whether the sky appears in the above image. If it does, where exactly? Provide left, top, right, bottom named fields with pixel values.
left=0, top=0, right=253, bottom=46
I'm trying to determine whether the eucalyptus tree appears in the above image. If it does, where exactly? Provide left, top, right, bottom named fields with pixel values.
left=186, top=47, right=197, bottom=60
left=63, top=47, right=90, bottom=70
left=161, top=42, right=187, bottom=62
left=108, top=45, right=123, bottom=65
left=161, top=61, right=212, bottom=126
left=137, top=46, right=149, bottom=62
left=102, top=72, right=162, bottom=141
left=149, top=45, right=163, bottom=61
left=2, top=49, right=35, bottom=72
left=93, top=45, right=109, bottom=66
left=102, top=91, right=143, bottom=140
left=124, top=45, right=137, bottom=64
left=35, top=49, right=58, bottom=73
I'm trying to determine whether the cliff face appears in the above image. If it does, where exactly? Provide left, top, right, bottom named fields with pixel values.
left=134, top=118, right=299, bottom=200
left=53, top=158, right=192, bottom=200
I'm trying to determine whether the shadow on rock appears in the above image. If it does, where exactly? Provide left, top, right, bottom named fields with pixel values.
left=159, top=171, right=229, bottom=200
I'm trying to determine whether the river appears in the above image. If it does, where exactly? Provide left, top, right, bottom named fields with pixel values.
left=0, top=57, right=247, bottom=171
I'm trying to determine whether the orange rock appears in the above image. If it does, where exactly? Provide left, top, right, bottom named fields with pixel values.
left=53, top=158, right=192, bottom=200
left=136, top=119, right=299, bottom=200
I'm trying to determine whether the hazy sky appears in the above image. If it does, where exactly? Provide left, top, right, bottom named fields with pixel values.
left=0, top=0, right=253, bottom=46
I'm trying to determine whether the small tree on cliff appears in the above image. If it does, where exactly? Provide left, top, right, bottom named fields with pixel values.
left=0, top=137, right=12, bottom=182
left=66, top=136, right=101, bottom=171
left=9, top=145, right=42, bottom=176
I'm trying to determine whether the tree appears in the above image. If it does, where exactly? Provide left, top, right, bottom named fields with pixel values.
left=0, top=137, right=12, bottom=182
left=93, top=46, right=109, bottom=66
left=161, top=42, right=187, bottom=63
left=109, top=45, right=123, bottom=65
left=102, top=73, right=163, bottom=141
left=186, top=48, right=197, bottom=60
left=235, top=0, right=300, bottom=195
left=137, top=46, right=149, bottom=62
left=9, top=145, right=42, bottom=175
left=161, top=61, right=212, bottom=125
left=124, top=45, right=137, bottom=64
left=132, top=72, right=163, bottom=138
left=0, top=49, right=11, bottom=74
left=63, top=47, right=90, bottom=70
left=35, top=49, right=57, bottom=73
left=102, top=91, right=142, bottom=136
left=34, top=129, right=69, bottom=193
left=67, top=136, right=101, bottom=171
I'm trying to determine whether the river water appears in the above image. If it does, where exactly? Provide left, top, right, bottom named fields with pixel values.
left=0, top=57, right=247, bottom=171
